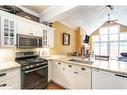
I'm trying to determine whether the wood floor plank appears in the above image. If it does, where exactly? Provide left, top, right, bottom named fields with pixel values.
left=47, top=81, right=65, bottom=89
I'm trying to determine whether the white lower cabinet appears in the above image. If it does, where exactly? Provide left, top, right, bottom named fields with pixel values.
left=0, top=68, right=20, bottom=89
left=76, top=69, right=91, bottom=89
left=51, top=61, right=91, bottom=89
left=92, top=69, right=127, bottom=89
left=62, top=69, right=75, bottom=89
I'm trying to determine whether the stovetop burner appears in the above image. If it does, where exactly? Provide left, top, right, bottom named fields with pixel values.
left=15, top=51, right=48, bottom=70
left=17, top=58, right=46, bottom=66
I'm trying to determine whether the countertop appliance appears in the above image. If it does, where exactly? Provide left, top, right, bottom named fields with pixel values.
left=118, top=53, right=127, bottom=62
left=16, top=34, right=42, bottom=48
left=15, top=51, right=48, bottom=89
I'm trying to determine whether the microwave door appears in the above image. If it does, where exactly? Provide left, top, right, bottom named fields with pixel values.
left=30, top=37, right=38, bottom=47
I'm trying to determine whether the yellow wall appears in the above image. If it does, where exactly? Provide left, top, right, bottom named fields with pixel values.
left=89, top=23, right=127, bottom=50
left=75, top=28, right=82, bottom=52
left=50, top=22, right=77, bottom=55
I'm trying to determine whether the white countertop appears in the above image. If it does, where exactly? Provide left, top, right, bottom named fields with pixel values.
left=0, top=62, right=21, bottom=72
left=41, top=55, right=127, bottom=74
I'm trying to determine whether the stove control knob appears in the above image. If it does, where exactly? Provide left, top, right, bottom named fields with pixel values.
left=30, top=65, right=33, bottom=68
left=26, top=66, right=29, bottom=69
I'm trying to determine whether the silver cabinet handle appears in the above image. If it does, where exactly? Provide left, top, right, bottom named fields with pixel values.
left=0, top=84, right=7, bottom=87
left=115, top=74, right=127, bottom=78
left=68, top=65, right=72, bottom=67
left=81, top=68, right=85, bottom=71
left=0, top=73, right=6, bottom=77
left=29, top=33, right=33, bottom=35
left=58, top=63, right=61, bottom=65
left=74, top=72, right=78, bottom=74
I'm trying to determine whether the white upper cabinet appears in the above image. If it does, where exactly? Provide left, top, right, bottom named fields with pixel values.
left=42, top=27, right=54, bottom=48
left=0, top=10, right=55, bottom=48
left=31, top=23, right=43, bottom=37
left=48, top=28, right=54, bottom=48
left=17, top=20, right=31, bottom=35
left=0, top=15, right=16, bottom=47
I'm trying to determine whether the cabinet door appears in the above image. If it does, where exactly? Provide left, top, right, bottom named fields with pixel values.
left=17, top=20, right=31, bottom=35
left=0, top=77, right=20, bottom=89
left=63, top=69, right=76, bottom=89
left=92, top=69, right=119, bottom=89
left=47, top=28, right=54, bottom=48
left=31, top=24, right=43, bottom=37
left=76, top=68, right=91, bottom=89
left=42, top=29, right=48, bottom=47
left=1, top=16, right=16, bottom=47
left=51, top=61, right=66, bottom=86
left=112, top=73, right=127, bottom=89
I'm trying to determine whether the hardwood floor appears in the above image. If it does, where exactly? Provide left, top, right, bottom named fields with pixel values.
left=47, top=81, right=65, bottom=89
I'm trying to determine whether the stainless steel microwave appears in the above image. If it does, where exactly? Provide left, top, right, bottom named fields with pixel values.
left=16, top=34, right=42, bottom=48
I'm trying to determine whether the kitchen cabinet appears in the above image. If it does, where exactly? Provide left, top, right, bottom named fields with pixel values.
left=76, top=67, right=91, bottom=89
left=0, top=10, right=55, bottom=48
left=92, top=69, right=127, bottom=89
left=51, top=61, right=67, bottom=87
left=17, top=20, right=31, bottom=35
left=0, top=68, right=20, bottom=89
left=47, top=28, right=54, bottom=48
left=0, top=16, right=16, bottom=47
left=51, top=61, right=91, bottom=89
left=31, top=23, right=43, bottom=37
left=42, top=27, right=54, bottom=48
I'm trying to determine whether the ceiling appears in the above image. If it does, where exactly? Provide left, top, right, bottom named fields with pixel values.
left=56, top=6, right=127, bottom=35
left=23, top=6, right=127, bottom=35
left=23, top=5, right=49, bottom=13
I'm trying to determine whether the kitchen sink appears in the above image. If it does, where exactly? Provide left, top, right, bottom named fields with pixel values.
left=68, top=59, right=94, bottom=65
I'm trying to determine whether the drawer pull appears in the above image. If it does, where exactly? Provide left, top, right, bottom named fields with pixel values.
left=68, top=65, right=72, bottom=67
left=0, top=84, right=7, bottom=87
left=115, top=74, right=127, bottom=78
left=58, top=63, right=61, bottom=65
left=74, top=72, right=78, bottom=74
left=81, top=68, right=85, bottom=71
left=29, top=33, right=33, bottom=35
left=0, top=73, right=6, bottom=77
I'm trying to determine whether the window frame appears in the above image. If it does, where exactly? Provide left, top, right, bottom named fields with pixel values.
left=92, top=25, right=121, bottom=58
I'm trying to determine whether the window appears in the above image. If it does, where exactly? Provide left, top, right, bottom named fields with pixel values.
left=92, top=25, right=127, bottom=58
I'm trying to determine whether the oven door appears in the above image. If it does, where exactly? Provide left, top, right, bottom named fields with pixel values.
left=21, top=65, right=48, bottom=89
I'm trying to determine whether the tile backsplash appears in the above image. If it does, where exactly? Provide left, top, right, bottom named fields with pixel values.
left=0, top=47, right=50, bottom=63
left=0, top=48, right=15, bottom=63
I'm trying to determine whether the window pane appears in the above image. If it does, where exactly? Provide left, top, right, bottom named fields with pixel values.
left=120, top=33, right=127, bottom=40
left=99, top=27, right=108, bottom=35
left=110, top=42, right=118, bottom=57
left=109, top=34, right=118, bottom=41
left=109, top=25, right=119, bottom=34
left=92, top=35, right=99, bottom=42
left=100, top=42, right=108, bottom=56
left=120, top=42, right=127, bottom=53
left=93, top=42, right=99, bottom=55
left=100, top=35, right=108, bottom=41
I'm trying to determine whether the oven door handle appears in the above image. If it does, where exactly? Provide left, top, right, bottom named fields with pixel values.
left=24, top=65, right=48, bottom=74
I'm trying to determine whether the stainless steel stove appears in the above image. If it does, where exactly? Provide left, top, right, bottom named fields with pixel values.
left=15, top=51, right=48, bottom=89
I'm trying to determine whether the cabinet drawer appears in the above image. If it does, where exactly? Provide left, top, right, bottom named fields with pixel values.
left=0, top=68, right=20, bottom=81
left=0, top=77, right=20, bottom=89
left=64, top=63, right=91, bottom=74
